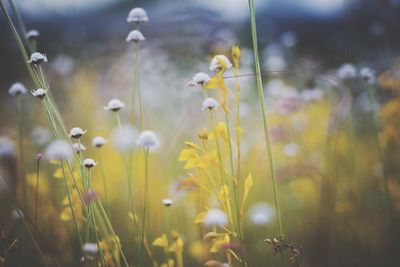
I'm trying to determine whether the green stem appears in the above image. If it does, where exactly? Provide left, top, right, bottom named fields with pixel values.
left=141, top=148, right=150, bottom=264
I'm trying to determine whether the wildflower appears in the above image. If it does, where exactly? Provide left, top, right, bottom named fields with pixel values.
left=31, top=88, right=47, bottom=99
left=72, top=143, right=86, bottom=153
left=209, top=55, right=232, bottom=72
left=232, top=46, right=241, bottom=69
left=203, top=208, right=227, bottom=227
left=83, top=158, right=97, bottom=169
left=162, top=198, right=173, bottom=207
left=248, top=203, right=275, bottom=225
left=300, top=88, right=324, bottom=103
left=202, top=97, right=219, bottom=111
left=360, top=67, right=376, bottom=84
left=28, top=52, right=47, bottom=65
left=281, top=31, right=298, bottom=48
left=83, top=190, right=98, bottom=204
left=127, top=7, right=149, bottom=23
left=92, top=136, right=107, bottom=148
left=283, top=142, right=299, bottom=157
left=8, top=82, right=27, bottom=96
left=126, top=30, right=145, bottom=42
left=26, top=29, right=39, bottom=40
left=337, top=63, right=357, bottom=80
left=31, top=126, right=51, bottom=146
left=111, top=124, right=137, bottom=151
left=83, top=243, right=98, bottom=255
left=0, top=137, right=16, bottom=157
left=69, top=127, right=87, bottom=139
left=265, top=55, right=287, bottom=71
left=190, top=72, right=211, bottom=86
left=137, top=130, right=160, bottom=150
left=104, top=98, right=125, bottom=112
left=36, top=153, right=43, bottom=161
left=44, top=140, right=73, bottom=162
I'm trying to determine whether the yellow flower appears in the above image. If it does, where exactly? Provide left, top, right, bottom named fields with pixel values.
left=232, top=46, right=241, bottom=70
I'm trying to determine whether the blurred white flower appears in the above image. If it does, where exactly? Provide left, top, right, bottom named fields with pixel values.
left=137, top=130, right=159, bottom=150
left=190, top=72, right=211, bottom=86
left=162, top=198, right=173, bottom=207
left=104, top=99, right=125, bottom=112
left=202, top=97, right=219, bottom=111
left=44, top=140, right=73, bottom=162
left=203, top=208, right=227, bottom=227
left=83, top=243, right=98, bottom=254
left=69, top=127, right=87, bottom=139
left=111, top=124, right=137, bottom=151
left=8, top=82, right=27, bottom=96
left=28, top=52, right=47, bottom=65
left=0, top=137, right=16, bottom=157
left=31, top=126, right=51, bottom=146
left=300, top=88, right=324, bottom=103
left=92, top=136, right=107, bottom=148
left=210, top=55, right=232, bottom=71
left=265, top=55, right=286, bottom=71
left=26, top=29, right=39, bottom=39
left=337, top=63, right=357, bottom=80
left=31, top=88, right=47, bottom=99
left=83, top=158, right=97, bottom=169
left=126, top=30, right=145, bottom=42
left=359, top=67, right=376, bottom=84
left=127, top=7, right=149, bottom=23
left=283, top=142, right=299, bottom=157
left=72, top=143, right=86, bottom=153
left=248, top=202, right=275, bottom=225
left=281, top=31, right=298, bottom=48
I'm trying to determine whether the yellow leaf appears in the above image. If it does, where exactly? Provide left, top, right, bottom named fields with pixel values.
left=210, top=234, right=230, bottom=253
left=194, top=211, right=207, bottom=224
left=152, top=234, right=168, bottom=248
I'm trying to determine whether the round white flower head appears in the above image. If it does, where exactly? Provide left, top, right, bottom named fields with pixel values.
left=192, top=72, right=211, bottom=85
left=209, top=55, right=232, bottom=71
left=104, top=98, right=125, bottom=112
left=111, top=124, right=137, bottom=151
left=337, top=63, right=357, bottom=80
left=72, top=143, right=87, bottom=153
left=69, top=127, right=87, bottom=139
left=83, top=243, right=98, bottom=255
left=127, top=7, right=149, bottom=23
left=283, top=142, right=299, bottom=157
left=8, top=82, right=27, bottom=96
left=28, top=52, right=48, bottom=65
left=248, top=202, right=275, bottom=225
left=126, top=30, right=145, bottom=42
left=26, top=29, right=39, bottom=39
left=44, top=140, right=73, bottom=162
left=31, top=126, right=51, bottom=146
left=202, top=97, right=219, bottom=111
left=83, top=158, right=97, bottom=169
left=162, top=198, right=173, bottom=207
left=137, top=130, right=159, bottom=150
left=92, top=136, right=107, bottom=148
left=203, top=208, right=227, bottom=227
left=31, top=88, right=47, bottom=99
left=359, top=67, right=376, bottom=84
left=0, top=137, right=16, bottom=157
left=265, top=55, right=287, bottom=71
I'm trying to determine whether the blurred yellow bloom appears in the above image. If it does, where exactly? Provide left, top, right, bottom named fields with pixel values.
left=232, top=46, right=241, bottom=70
left=210, top=234, right=230, bottom=253
left=153, top=234, right=168, bottom=248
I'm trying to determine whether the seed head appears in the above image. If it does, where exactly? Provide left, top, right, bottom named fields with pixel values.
left=83, top=158, right=97, bottom=169
left=28, top=52, right=48, bottom=65
left=69, top=127, right=87, bottom=139
left=31, top=88, right=47, bottom=99
left=104, top=99, right=125, bottom=112
left=92, top=136, right=107, bottom=148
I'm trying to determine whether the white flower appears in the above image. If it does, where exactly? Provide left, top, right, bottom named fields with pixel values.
left=209, top=55, right=232, bottom=71
left=92, top=136, right=107, bottom=148
left=83, top=243, right=98, bottom=254
left=111, top=124, right=137, bottom=151
left=300, top=88, right=324, bottom=103
left=126, top=30, right=145, bottom=42
left=0, top=137, right=16, bottom=157
left=248, top=203, right=275, bottom=225
left=31, top=126, right=51, bottom=146
left=203, top=208, right=227, bottom=227
left=127, top=7, right=149, bottom=23
left=265, top=56, right=287, bottom=71
left=44, top=140, right=73, bottom=162
left=72, top=143, right=86, bottom=153
left=31, top=88, right=47, bottom=99
left=26, top=29, right=39, bottom=39
left=281, top=31, right=297, bottom=48
left=162, top=198, right=173, bottom=207
left=192, top=72, right=210, bottom=85
left=359, top=67, right=376, bottom=84
left=8, top=82, right=27, bottom=96
left=69, top=127, right=87, bottom=139
left=104, top=98, right=125, bottom=112
left=202, top=97, right=219, bottom=110
left=337, top=63, right=357, bottom=80
left=283, top=142, right=299, bottom=157
left=28, top=52, right=47, bottom=65
left=83, top=158, right=97, bottom=169
left=137, top=130, right=159, bottom=150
